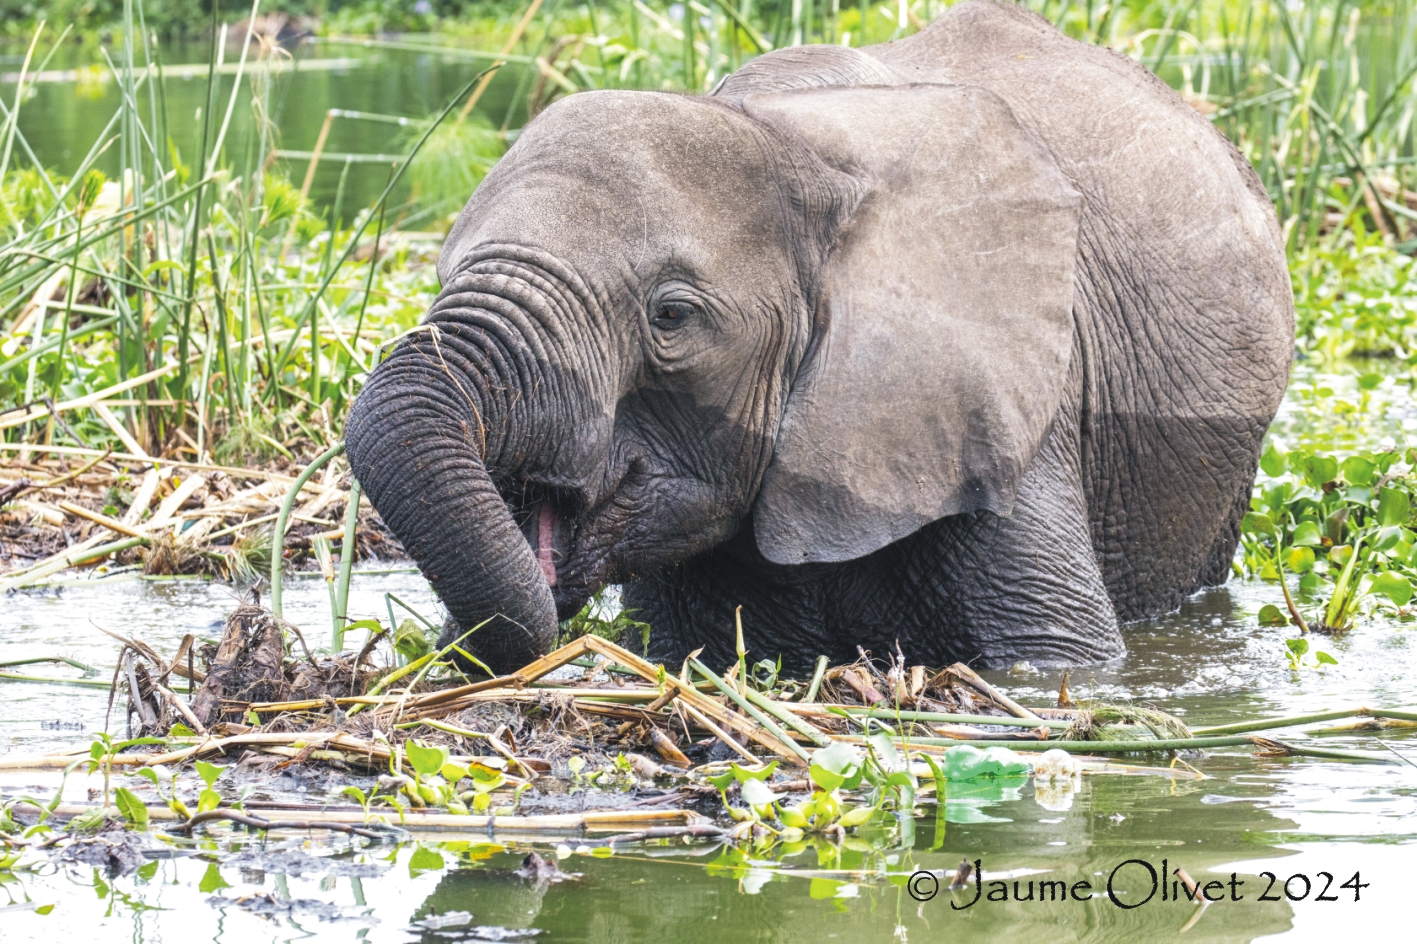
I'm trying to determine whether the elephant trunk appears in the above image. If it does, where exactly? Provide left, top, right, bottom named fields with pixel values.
left=344, top=323, right=557, bottom=676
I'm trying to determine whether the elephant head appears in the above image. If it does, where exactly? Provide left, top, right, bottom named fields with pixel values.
left=344, top=77, right=1083, bottom=674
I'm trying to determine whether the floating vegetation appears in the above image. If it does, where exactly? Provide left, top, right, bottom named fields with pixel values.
left=5, top=604, right=1417, bottom=883
left=1240, top=442, right=1417, bottom=633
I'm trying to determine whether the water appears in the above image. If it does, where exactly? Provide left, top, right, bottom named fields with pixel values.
left=1, top=37, right=525, bottom=211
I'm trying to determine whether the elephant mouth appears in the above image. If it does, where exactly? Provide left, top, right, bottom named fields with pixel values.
left=507, top=486, right=593, bottom=615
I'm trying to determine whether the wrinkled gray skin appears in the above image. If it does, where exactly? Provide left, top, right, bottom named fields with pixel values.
left=345, top=0, right=1292, bottom=676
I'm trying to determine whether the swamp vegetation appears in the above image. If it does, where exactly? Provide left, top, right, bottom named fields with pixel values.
left=1, top=1, right=1417, bottom=941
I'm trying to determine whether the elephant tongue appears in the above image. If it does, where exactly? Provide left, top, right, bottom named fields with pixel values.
left=536, top=501, right=557, bottom=587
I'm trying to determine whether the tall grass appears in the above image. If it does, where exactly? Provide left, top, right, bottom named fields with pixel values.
left=0, top=6, right=495, bottom=460
left=1, top=0, right=1414, bottom=461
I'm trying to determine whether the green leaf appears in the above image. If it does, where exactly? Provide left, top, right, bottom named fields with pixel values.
left=1291, top=520, right=1324, bottom=547
left=1378, top=487, right=1410, bottom=528
left=198, top=863, right=231, bottom=893
left=740, top=778, right=780, bottom=809
left=340, top=786, right=368, bottom=807
left=778, top=803, right=808, bottom=828
left=441, top=763, right=468, bottom=784
left=1341, top=456, right=1377, bottom=487
left=394, top=618, right=435, bottom=661
left=1357, top=372, right=1383, bottom=390
left=1241, top=512, right=1275, bottom=536
left=197, top=789, right=221, bottom=814
left=1372, top=571, right=1413, bottom=606
left=730, top=760, right=778, bottom=783
left=1257, top=604, right=1288, bottom=626
left=808, top=742, right=861, bottom=793
left=707, top=770, right=736, bottom=793
left=1283, top=546, right=1316, bottom=573
left=113, top=788, right=148, bottom=829
left=838, top=804, right=877, bottom=828
left=405, top=741, right=449, bottom=779
left=408, top=845, right=445, bottom=875
left=1315, top=651, right=1339, bottom=665
left=168, top=723, right=195, bottom=737
left=1260, top=443, right=1287, bottom=478
left=1286, top=637, right=1309, bottom=657
left=194, top=760, right=226, bottom=789
left=1302, top=455, right=1339, bottom=488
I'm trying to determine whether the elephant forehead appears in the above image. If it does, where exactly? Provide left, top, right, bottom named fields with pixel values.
left=440, top=91, right=794, bottom=285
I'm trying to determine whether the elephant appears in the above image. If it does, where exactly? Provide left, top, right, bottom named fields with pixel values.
left=344, top=0, right=1293, bottom=677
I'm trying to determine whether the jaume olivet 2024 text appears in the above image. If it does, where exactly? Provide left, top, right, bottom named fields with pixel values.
left=907, top=859, right=1369, bottom=909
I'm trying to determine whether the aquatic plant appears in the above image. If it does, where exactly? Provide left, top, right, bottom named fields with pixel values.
left=1283, top=636, right=1339, bottom=671
left=1240, top=442, right=1417, bottom=631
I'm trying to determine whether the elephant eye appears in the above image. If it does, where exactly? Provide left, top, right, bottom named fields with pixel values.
left=651, top=300, right=696, bottom=330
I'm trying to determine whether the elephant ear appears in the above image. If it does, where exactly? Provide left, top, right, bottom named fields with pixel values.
left=744, top=84, right=1082, bottom=565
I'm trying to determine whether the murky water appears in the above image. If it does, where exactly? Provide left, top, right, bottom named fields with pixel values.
left=3, top=385, right=1416, bottom=941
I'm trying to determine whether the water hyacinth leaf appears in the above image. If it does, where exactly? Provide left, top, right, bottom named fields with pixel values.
left=1301, top=455, right=1339, bottom=488
left=1257, top=604, right=1289, bottom=626
left=838, top=804, right=877, bottom=828
left=113, top=787, right=148, bottom=829
left=441, top=763, right=468, bottom=784
left=197, top=788, right=221, bottom=814
left=1291, top=520, right=1324, bottom=547
left=808, top=742, right=861, bottom=793
left=1378, top=487, right=1410, bottom=528
left=1344, top=486, right=1373, bottom=508
left=1330, top=545, right=1353, bottom=566
left=1286, top=637, right=1310, bottom=658
left=1375, top=526, right=1404, bottom=553
left=740, top=777, right=780, bottom=815
left=1372, top=571, right=1413, bottom=606
left=1340, top=455, right=1377, bottom=487
left=1260, top=443, right=1287, bottom=478
left=1242, top=512, right=1275, bottom=536
left=169, top=723, right=195, bottom=737
left=1299, top=572, right=1323, bottom=593
left=1283, top=546, right=1316, bottom=573
left=1357, top=373, right=1383, bottom=391
left=778, top=804, right=808, bottom=828
left=406, top=741, right=448, bottom=778
left=1316, top=651, right=1339, bottom=665
left=195, top=760, right=226, bottom=788
left=707, top=770, right=736, bottom=793
left=731, top=761, right=778, bottom=783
